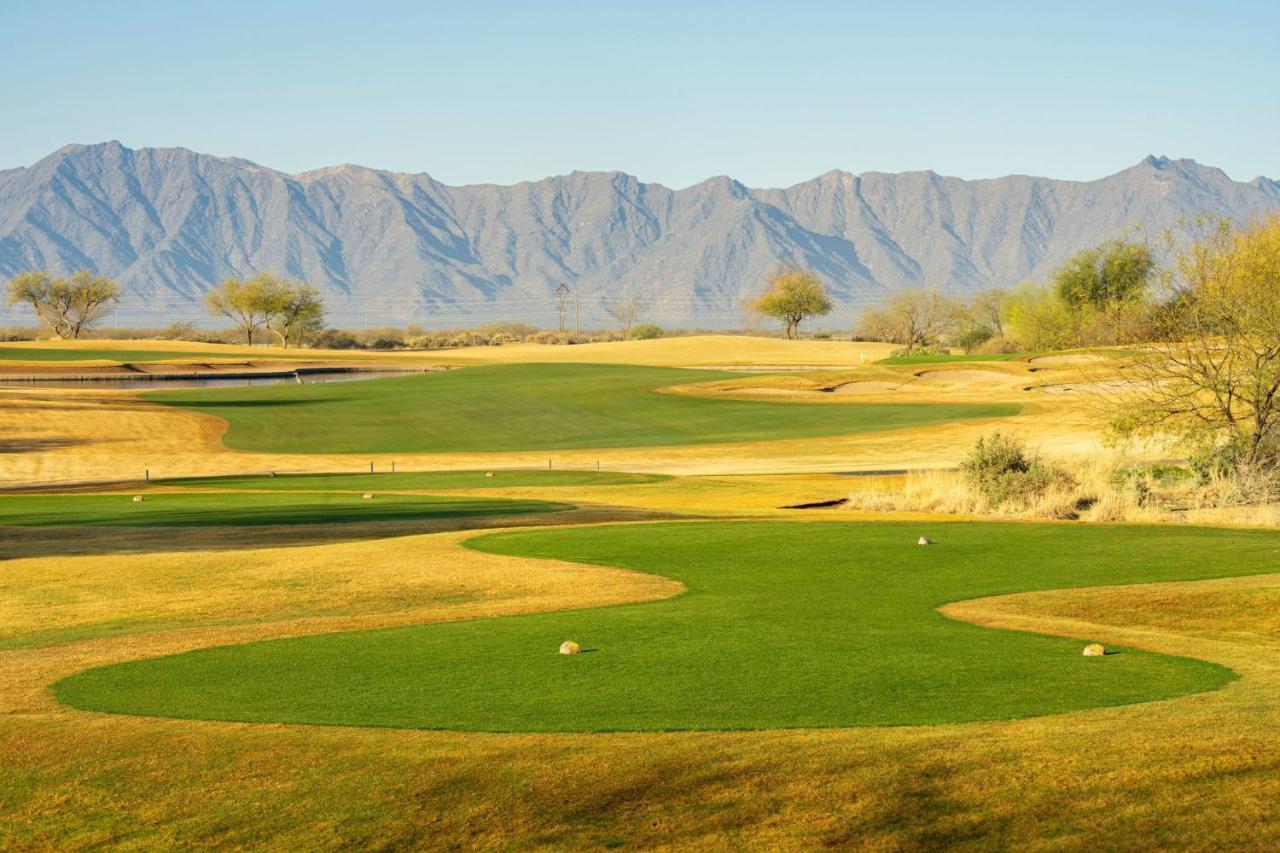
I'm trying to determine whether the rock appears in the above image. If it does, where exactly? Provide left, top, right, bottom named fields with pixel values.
left=363, top=492, right=374, bottom=499
left=559, top=641, right=582, bottom=655
left=917, top=536, right=931, bottom=545
left=1083, top=643, right=1106, bottom=657
left=132, top=495, right=144, bottom=502
left=485, top=471, right=495, bottom=478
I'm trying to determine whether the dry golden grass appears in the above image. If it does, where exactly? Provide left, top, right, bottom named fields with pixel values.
left=4, top=517, right=1280, bottom=848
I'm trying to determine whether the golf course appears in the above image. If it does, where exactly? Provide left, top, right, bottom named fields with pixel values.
left=3, top=335, right=1279, bottom=849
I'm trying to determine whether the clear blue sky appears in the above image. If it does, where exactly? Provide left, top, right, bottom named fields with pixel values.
left=4, top=1, right=1277, bottom=187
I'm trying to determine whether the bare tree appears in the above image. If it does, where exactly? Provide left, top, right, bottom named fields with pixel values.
left=5, top=270, right=120, bottom=339
left=604, top=287, right=643, bottom=338
left=1113, top=215, right=1280, bottom=481
left=856, top=286, right=961, bottom=353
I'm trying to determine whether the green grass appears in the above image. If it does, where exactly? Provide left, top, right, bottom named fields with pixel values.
left=55, top=521, right=1279, bottom=731
left=160, top=470, right=669, bottom=491
left=146, top=363, right=1020, bottom=453
left=0, top=492, right=569, bottom=527
left=876, top=352, right=1022, bottom=365
left=0, top=346, right=234, bottom=362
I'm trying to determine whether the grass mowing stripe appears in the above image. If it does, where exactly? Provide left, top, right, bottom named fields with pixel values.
left=145, top=363, right=1020, bottom=454
left=54, top=521, right=1277, bottom=731
left=161, top=471, right=668, bottom=491
left=0, top=492, right=569, bottom=527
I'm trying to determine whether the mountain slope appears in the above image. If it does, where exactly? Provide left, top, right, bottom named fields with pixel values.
left=0, top=143, right=1276, bottom=327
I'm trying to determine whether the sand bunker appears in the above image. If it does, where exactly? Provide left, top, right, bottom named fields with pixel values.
left=918, top=369, right=1023, bottom=385
left=1028, top=354, right=1109, bottom=368
left=829, top=381, right=904, bottom=394
left=1031, top=379, right=1144, bottom=395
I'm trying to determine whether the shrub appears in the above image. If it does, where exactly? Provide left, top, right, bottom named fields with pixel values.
left=954, top=325, right=994, bottom=353
left=961, top=432, right=1069, bottom=507
left=158, top=320, right=200, bottom=341
left=369, top=336, right=404, bottom=350
left=629, top=323, right=664, bottom=340
left=312, top=329, right=363, bottom=350
left=889, top=344, right=948, bottom=358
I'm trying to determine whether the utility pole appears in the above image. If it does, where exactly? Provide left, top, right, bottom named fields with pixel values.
left=574, top=295, right=580, bottom=335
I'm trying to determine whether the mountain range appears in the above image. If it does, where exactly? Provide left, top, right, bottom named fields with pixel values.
left=1, top=142, right=1277, bottom=328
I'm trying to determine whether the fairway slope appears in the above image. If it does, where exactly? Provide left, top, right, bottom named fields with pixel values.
left=146, top=363, right=1020, bottom=454
left=54, top=521, right=1276, bottom=731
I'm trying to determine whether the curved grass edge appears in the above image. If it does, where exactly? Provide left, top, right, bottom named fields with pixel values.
left=50, top=520, right=1254, bottom=732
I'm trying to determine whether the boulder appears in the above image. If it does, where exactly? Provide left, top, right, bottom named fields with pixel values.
left=485, top=471, right=495, bottom=478
left=1083, top=643, right=1106, bottom=657
left=132, top=495, right=144, bottom=503
left=362, top=492, right=374, bottom=499
left=559, top=640, right=582, bottom=655
left=917, top=536, right=932, bottom=545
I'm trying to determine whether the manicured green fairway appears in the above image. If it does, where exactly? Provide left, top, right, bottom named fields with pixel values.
left=161, top=470, right=668, bottom=491
left=0, top=492, right=568, bottom=527
left=55, top=521, right=1278, bottom=731
left=0, top=346, right=231, bottom=362
left=145, top=363, right=1020, bottom=453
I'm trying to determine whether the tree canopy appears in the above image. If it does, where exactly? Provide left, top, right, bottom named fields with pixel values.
left=5, top=270, right=121, bottom=339
left=856, top=286, right=961, bottom=354
left=1053, top=239, right=1155, bottom=310
left=205, top=273, right=325, bottom=347
left=748, top=267, right=833, bottom=339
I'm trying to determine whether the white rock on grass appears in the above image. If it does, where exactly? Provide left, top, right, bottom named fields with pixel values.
left=1083, top=643, right=1106, bottom=657
left=559, top=641, right=582, bottom=655
left=132, top=495, right=144, bottom=503
left=917, top=536, right=931, bottom=545
left=362, top=492, right=374, bottom=499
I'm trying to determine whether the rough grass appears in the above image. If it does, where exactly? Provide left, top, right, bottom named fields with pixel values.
left=161, top=470, right=668, bottom=491
left=5, top=514, right=1280, bottom=847
left=0, top=491, right=569, bottom=527
left=56, top=520, right=1280, bottom=731
left=145, top=363, right=1020, bottom=454
left=876, top=352, right=1022, bottom=365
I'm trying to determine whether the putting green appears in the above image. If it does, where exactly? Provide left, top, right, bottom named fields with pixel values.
left=55, top=521, right=1278, bottom=731
left=145, top=363, right=1020, bottom=454
left=161, top=470, right=668, bottom=491
left=0, top=492, right=569, bottom=527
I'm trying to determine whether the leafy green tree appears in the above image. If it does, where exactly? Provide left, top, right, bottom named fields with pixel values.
left=1053, top=239, right=1154, bottom=310
left=1000, top=282, right=1078, bottom=351
left=205, top=273, right=288, bottom=345
left=749, top=267, right=833, bottom=339
left=5, top=270, right=120, bottom=339
left=268, top=284, right=326, bottom=348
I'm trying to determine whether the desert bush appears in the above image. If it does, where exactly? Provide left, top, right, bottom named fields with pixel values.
left=629, top=323, right=663, bottom=340
left=369, top=336, right=404, bottom=350
left=954, top=325, right=994, bottom=353
left=889, top=344, right=948, bottom=358
left=960, top=432, right=1070, bottom=507
left=448, top=332, right=488, bottom=348
left=312, top=329, right=363, bottom=350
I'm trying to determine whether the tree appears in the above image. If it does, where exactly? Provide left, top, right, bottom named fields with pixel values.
left=1000, top=282, right=1078, bottom=352
left=604, top=288, right=643, bottom=338
left=967, top=288, right=1007, bottom=337
left=856, top=286, right=960, bottom=353
left=5, top=270, right=121, bottom=339
left=1053, top=239, right=1154, bottom=310
left=204, top=274, right=288, bottom=345
left=748, top=267, right=833, bottom=339
left=1113, top=215, right=1280, bottom=483
left=268, top=284, right=325, bottom=348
